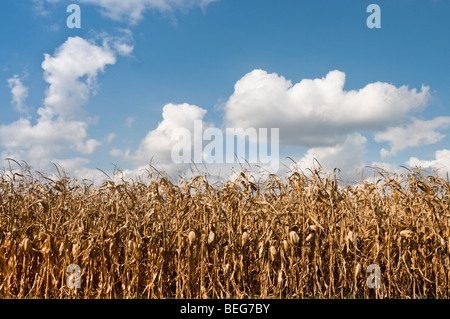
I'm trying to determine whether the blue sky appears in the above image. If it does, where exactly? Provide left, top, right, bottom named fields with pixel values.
left=1, top=0, right=450, bottom=182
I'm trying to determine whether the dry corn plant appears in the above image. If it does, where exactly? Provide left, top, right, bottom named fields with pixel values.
left=0, top=160, right=449, bottom=299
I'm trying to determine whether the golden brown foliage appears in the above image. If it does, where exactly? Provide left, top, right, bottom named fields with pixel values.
left=0, top=164, right=449, bottom=299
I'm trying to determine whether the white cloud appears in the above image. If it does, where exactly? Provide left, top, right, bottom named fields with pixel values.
left=45, top=0, right=217, bottom=24
left=77, top=139, right=102, bottom=155
left=109, top=148, right=123, bottom=157
left=225, top=69, right=430, bottom=147
left=0, top=117, right=95, bottom=160
left=51, top=157, right=90, bottom=174
left=51, top=158, right=106, bottom=183
left=105, top=133, right=117, bottom=143
left=294, top=133, right=367, bottom=181
left=1, top=57, right=441, bottom=183
left=370, top=161, right=401, bottom=173
left=42, top=36, right=116, bottom=120
left=0, top=36, right=131, bottom=173
left=113, top=42, right=134, bottom=56
left=130, top=103, right=207, bottom=166
left=407, top=149, right=450, bottom=174
left=101, top=28, right=135, bottom=57
left=7, top=75, right=29, bottom=114
left=363, top=161, right=406, bottom=182
left=374, top=117, right=450, bottom=158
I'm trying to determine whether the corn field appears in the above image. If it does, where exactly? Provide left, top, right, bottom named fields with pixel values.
left=1, top=162, right=450, bottom=299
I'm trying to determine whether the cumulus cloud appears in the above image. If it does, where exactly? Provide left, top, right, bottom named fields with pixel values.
left=7, top=75, right=29, bottom=114
left=1, top=58, right=440, bottom=182
left=294, top=133, right=367, bottom=180
left=0, top=36, right=130, bottom=173
left=0, top=117, right=98, bottom=160
left=407, top=149, right=450, bottom=174
left=119, top=69, right=433, bottom=179
left=42, top=36, right=116, bottom=120
left=225, top=70, right=430, bottom=147
left=130, top=103, right=207, bottom=166
left=44, top=0, right=217, bottom=24
left=374, top=117, right=450, bottom=158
